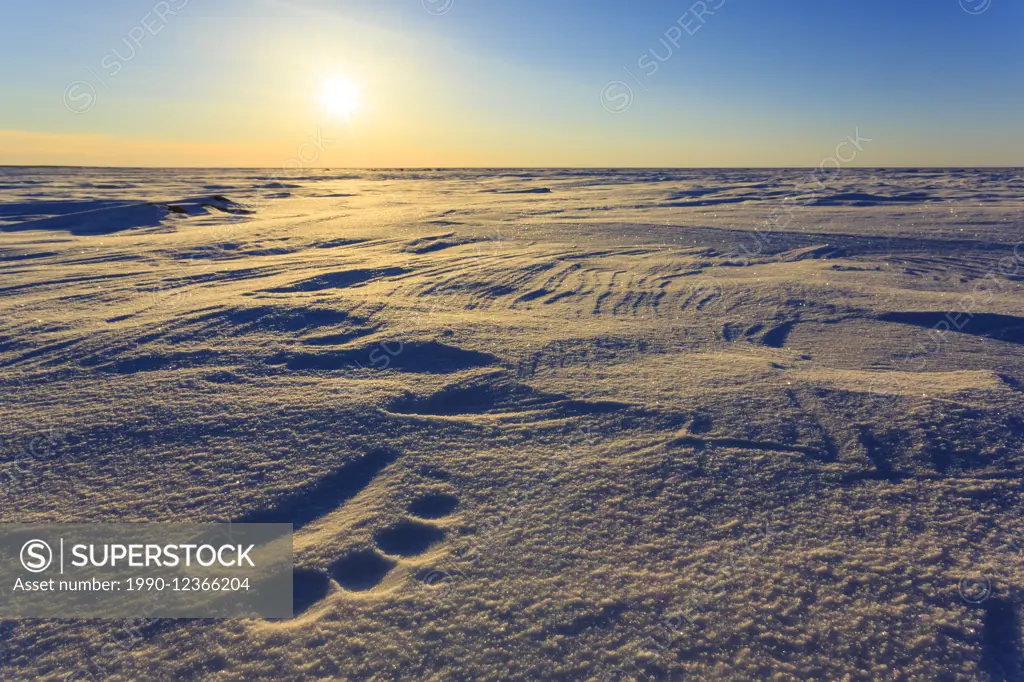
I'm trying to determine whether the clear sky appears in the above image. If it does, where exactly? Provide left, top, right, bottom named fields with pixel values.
left=1, top=0, right=1021, bottom=167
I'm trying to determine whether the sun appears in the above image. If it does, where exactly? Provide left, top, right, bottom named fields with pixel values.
left=320, top=76, right=362, bottom=118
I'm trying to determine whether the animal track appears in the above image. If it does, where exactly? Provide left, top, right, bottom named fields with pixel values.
left=374, top=520, right=446, bottom=557
left=408, top=493, right=459, bottom=519
left=291, top=550, right=402, bottom=615
left=243, top=447, right=403, bottom=616
left=238, top=447, right=400, bottom=530
left=286, top=475, right=461, bottom=614
left=292, top=568, right=333, bottom=616
left=330, top=550, right=397, bottom=592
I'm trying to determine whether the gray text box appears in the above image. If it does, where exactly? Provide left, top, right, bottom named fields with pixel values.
left=0, top=524, right=293, bottom=618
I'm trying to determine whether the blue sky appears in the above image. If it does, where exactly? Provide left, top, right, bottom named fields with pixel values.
left=1, top=0, right=1021, bottom=166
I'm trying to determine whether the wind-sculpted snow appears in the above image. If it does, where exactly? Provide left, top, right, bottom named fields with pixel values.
left=0, top=167, right=1022, bottom=680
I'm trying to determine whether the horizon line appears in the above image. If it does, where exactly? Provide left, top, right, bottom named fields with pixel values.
left=2, top=165, right=1022, bottom=171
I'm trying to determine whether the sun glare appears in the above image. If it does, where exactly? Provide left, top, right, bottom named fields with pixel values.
left=320, top=76, right=362, bottom=118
